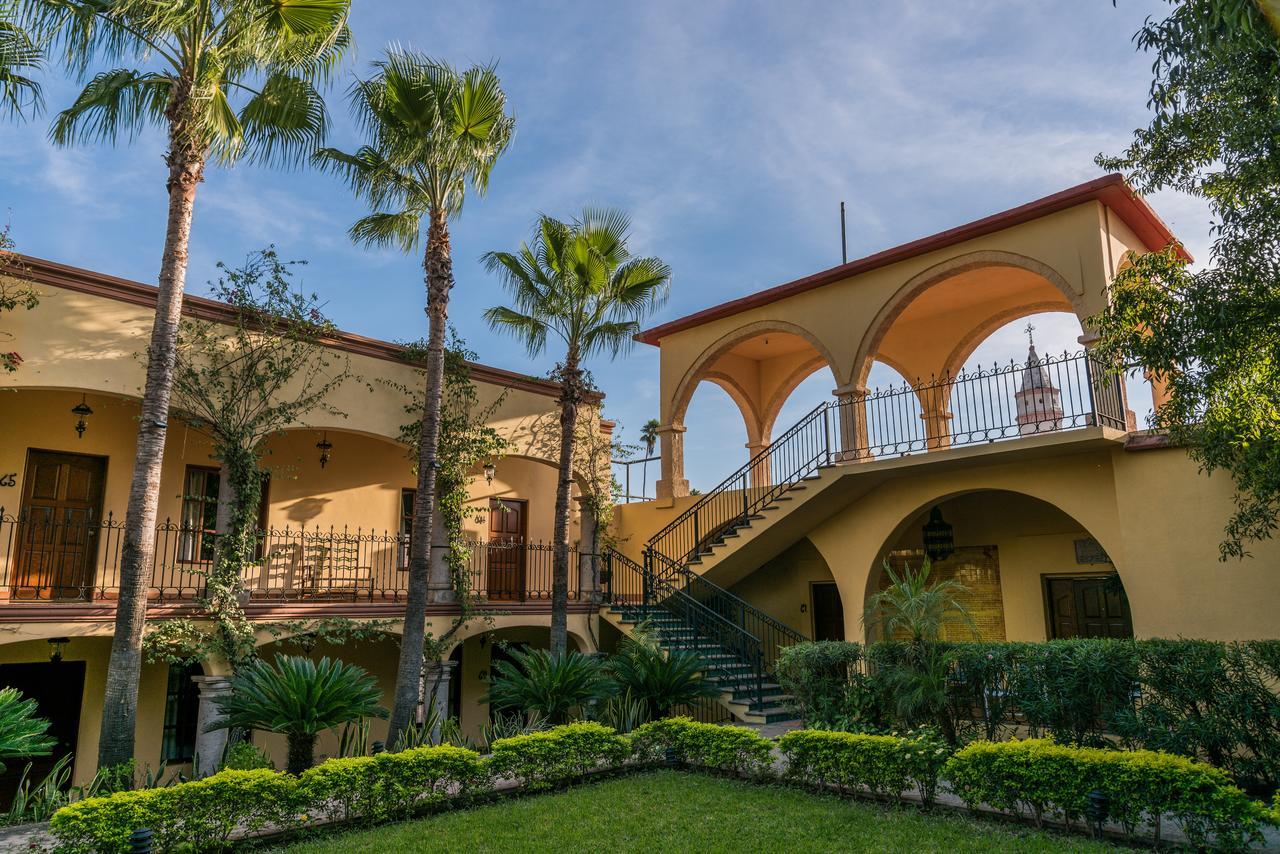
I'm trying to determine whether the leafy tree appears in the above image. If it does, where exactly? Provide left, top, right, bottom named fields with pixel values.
left=0, top=2, right=40, bottom=118
left=0, top=687, right=54, bottom=772
left=608, top=630, right=719, bottom=721
left=1094, top=0, right=1280, bottom=559
left=167, top=248, right=351, bottom=665
left=483, top=209, right=671, bottom=654
left=19, top=0, right=352, bottom=771
left=484, top=647, right=610, bottom=725
left=315, top=50, right=513, bottom=749
left=211, top=654, right=385, bottom=775
left=0, top=223, right=38, bottom=373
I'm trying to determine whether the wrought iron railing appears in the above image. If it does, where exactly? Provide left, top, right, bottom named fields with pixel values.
left=0, top=510, right=580, bottom=605
left=647, top=350, right=1126, bottom=570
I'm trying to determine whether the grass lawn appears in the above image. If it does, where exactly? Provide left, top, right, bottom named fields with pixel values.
left=273, top=770, right=1111, bottom=853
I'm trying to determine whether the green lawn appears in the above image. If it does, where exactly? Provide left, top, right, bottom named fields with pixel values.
left=274, top=770, right=1111, bottom=853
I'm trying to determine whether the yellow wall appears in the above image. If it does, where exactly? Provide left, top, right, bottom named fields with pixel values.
left=728, top=538, right=834, bottom=638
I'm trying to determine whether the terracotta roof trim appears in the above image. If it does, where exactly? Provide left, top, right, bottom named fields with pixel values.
left=11, top=253, right=598, bottom=402
left=636, top=174, right=1189, bottom=346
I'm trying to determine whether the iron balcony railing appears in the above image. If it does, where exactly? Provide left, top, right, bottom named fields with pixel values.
left=0, top=511, right=582, bottom=605
left=647, top=350, right=1127, bottom=570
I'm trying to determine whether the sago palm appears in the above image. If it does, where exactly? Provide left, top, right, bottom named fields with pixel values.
left=608, top=633, right=719, bottom=721
left=19, top=0, right=352, bottom=770
left=211, top=654, right=386, bottom=775
left=483, top=209, right=671, bottom=654
left=315, top=49, right=513, bottom=749
left=484, top=647, right=610, bottom=725
left=0, top=687, right=54, bottom=772
left=0, top=3, right=40, bottom=118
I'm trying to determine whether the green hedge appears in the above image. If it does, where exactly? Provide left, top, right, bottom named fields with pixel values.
left=944, top=739, right=1274, bottom=850
left=488, top=722, right=630, bottom=789
left=49, top=768, right=299, bottom=854
left=779, top=729, right=949, bottom=805
left=783, top=638, right=1280, bottom=790
left=630, top=717, right=775, bottom=776
left=298, top=744, right=488, bottom=823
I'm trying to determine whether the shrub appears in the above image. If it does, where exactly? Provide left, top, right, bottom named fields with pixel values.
left=630, top=717, right=775, bottom=777
left=50, top=769, right=298, bottom=853
left=488, top=722, right=629, bottom=789
left=779, top=728, right=951, bottom=805
left=775, top=641, right=880, bottom=731
left=485, top=649, right=611, bottom=724
left=608, top=633, right=720, bottom=721
left=298, top=744, right=488, bottom=823
left=0, top=686, right=54, bottom=771
left=222, top=740, right=274, bottom=771
left=944, top=739, right=1274, bottom=850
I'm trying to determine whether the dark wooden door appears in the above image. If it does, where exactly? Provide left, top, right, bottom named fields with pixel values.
left=0, top=661, right=85, bottom=808
left=14, top=451, right=107, bottom=600
left=486, top=499, right=527, bottom=600
left=811, top=582, right=845, bottom=641
left=1044, top=576, right=1133, bottom=639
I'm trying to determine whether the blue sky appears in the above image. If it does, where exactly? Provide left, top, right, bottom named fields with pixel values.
left=0, top=1, right=1211, bottom=492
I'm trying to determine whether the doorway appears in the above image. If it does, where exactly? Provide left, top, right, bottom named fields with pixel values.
left=486, top=499, right=527, bottom=600
left=13, top=450, right=107, bottom=600
left=810, top=582, right=845, bottom=641
left=1043, top=574, right=1133, bottom=639
left=0, top=660, right=86, bottom=808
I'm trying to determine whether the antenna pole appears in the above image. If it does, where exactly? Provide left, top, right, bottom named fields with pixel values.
left=840, top=201, right=848, bottom=264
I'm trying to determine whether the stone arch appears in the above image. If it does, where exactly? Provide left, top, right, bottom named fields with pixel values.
left=702, top=372, right=766, bottom=447
left=938, top=302, right=1079, bottom=381
left=759, top=353, right=832, bottom=441
left=668, top=320, right=842, bottom=429
left=851, top=250, right=1083, bottom=391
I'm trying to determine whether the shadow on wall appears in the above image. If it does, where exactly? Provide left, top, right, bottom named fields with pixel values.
left=282, top=497, right=331, bottom=525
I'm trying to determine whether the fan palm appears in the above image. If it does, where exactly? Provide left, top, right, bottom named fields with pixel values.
left=18, top=0, right=352, bottom=771
left=483, top=209, right=671, bottom=654
left=484, top=647, right=610, bottom=725
left=314, top=50, right=512, bottom=750
left=0, top=4, right=41, bottom=118
left=609, top=633, right=719, bottom=721
left=640, top=418, right=660, bottom=499
left=0, top=687, right=54, bottom=772
left=211, top=654, right=386, bottom=775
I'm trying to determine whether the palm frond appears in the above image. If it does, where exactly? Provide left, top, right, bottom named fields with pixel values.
left=349, top=209, right=423, bottom=251
left=49, top=67, right=169, bottom=145
left=0, top=11, right=42, bottom=118
left=237, top=70, right=328, bottom=167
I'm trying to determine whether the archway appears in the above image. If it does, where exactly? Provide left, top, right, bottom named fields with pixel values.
left=861, top=490, right=1131, bottom=643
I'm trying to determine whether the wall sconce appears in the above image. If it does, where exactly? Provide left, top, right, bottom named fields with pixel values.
left=48, top=637, right=69, bottom=663
left=483, top=461, right=496, bottom=485
left=71, top=396, right=93, bottom=439
left=922, top=505, right=955, bottom=562
left=316, top=432, right=333, bottom=469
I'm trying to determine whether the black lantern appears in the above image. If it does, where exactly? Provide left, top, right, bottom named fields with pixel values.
left=483, top=461, right=496, bottom=485
left=71, top=395, right=93, bottom=439
left=922, top=506, right=954, bottom=562
left=48, top=637, right=69, bottom=663
left=316, top=432, right=333, bottom=468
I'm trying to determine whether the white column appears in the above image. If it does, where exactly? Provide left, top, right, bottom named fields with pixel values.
left=418, top=660, right=458, bottom=742
left=192, top=675, right=233, bottom=777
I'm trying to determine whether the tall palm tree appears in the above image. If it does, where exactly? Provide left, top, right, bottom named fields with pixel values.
left=21, top=0, right=352, bottom=771
left=314, top=50, right=513, bottom=749
left=484, top=209, right=671, bottom=654
left=0, top=3, right=41, bottom=118
left=640, top=417, right=660, bottom=499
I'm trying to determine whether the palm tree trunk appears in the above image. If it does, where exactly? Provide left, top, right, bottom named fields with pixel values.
left=286, top=732, right=316, bottom=776
left=97, top=121, right=204, bottom=772
left=388, top=208, right=452, bottom=748
left=550, top=357, right=582, bottom=656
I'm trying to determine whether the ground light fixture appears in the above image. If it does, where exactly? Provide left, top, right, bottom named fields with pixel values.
left=316, top=432, right=333, bottom=468
left=71, top=395, right=93, bottom=439
left=922, top=505, right=955, bottom=562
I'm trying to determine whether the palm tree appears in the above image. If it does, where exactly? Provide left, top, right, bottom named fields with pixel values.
left=211, top=654, right=386, bottom=775
left=639, top=417, right=660, bottom=499
left=0, top=687, right=54, bottom=771
left=20, top=0, right=352, bottom=770
left=608, top=631, right=719, bottom=721
left=484, top=647, right=610, bottom=725
left=484, top=209, right=671, bottom=654
left=0, top=4, right=41, bottom=118
left=314, top=50, right=513, bottom=749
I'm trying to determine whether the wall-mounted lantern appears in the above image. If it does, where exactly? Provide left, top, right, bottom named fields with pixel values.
left=316, top=432, right=333, bottom=469
left=71, top=395, right=93, bottom=439
left=48, top=637, right=69, bottom=663
left=483, top=461, right=496, bottom=485
left=922, top=506, right=955, bottom=562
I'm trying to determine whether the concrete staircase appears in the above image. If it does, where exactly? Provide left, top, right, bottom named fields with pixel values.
left=602, top=602, right=798, bottom=725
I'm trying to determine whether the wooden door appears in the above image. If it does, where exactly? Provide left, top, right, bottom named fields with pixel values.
left=0, top=661, right=85, bottom=809
left=486, top=499, right=527, bottom=600
left=811, top=582, right=845, bottom=641
left=1044, top=575, right=1133, bottom=639
left=13, top=451, right=107, bottom=600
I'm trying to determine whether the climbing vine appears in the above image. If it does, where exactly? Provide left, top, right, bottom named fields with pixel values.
left=0, top=223, right=38, bottom=373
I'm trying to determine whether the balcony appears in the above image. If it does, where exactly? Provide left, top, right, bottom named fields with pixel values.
left=0, top=514, right=587, bottom=610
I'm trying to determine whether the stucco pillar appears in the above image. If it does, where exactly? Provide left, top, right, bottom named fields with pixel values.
left=1078, top=331, right=1134, bottom=430
left=418, top=660, right=457, bottom=740
left=654, top=423, right=689, bottom=506
left=427, top=490, right=454, bottom=604
left=1145, top=369, right=1172, bottom=420
left=192, top=675, right=233, bottom=776
left=745, top=441, right=772, bottom=488
left=575, top=497, right=600, bottom=603
left=831, top=384, right=870, bottom=462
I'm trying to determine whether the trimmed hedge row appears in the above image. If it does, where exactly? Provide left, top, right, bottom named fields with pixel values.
left=779, top=729, right=950, bottom=806
left=945, top=739, right=1273, bottom=851
left=488, top=722, right=630, bottom=789
left=631, top=717, right=774, bottom=776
